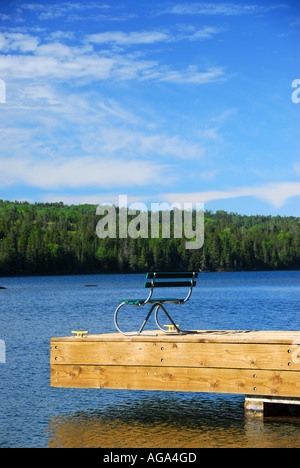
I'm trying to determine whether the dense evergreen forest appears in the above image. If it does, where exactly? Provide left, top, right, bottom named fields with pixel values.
left=0, top=199, right=299, bottom=276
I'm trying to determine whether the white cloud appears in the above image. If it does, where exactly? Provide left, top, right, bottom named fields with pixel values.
left=0, top=53, right=115, bottom=81
left=0, top=39, right=225, bottom=85
left=76, top=126, right=205, bottom=161
left=19, top=84, right=60, bottom=104
left=34, top=42, right=93, bottom=57
left=0, top=23, right=227, bottom=85
left=187, top=26, right=222, bottom=40
left=40, top=182, right=300, bottom=209
left=250, top=182, right=300, bottom=208
left=134, top=133, right=205, bottom=159
left=158, top=182, right=300, bottom=209
left=164, top=2, right=288, bottom=16
left=1, top=84, right=206, bottom=166
left=97, top=99, right=141, bottom=124
left=88, top=31, right=169, bottom=45
left=87, top=26, right=221, bottom=45
left=0, top=32, right=39, bottom=52
left=0, top=156, right=172, bottom=189
left=157, top=66, right=226, bottom=84
left=20, top=2, right=112, bottom=21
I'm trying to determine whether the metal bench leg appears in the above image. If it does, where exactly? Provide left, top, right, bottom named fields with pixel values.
left=154, top=303, right=180, bottom=333
left=114, top=302, right=157, bottom=336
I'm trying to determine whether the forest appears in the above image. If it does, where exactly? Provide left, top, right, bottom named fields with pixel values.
left=0, top=199, right=299, bottom=276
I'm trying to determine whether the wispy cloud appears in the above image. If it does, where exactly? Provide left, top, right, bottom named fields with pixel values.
left=163, top=2, right=288, bottom=16
left=0, top=155, right=172, bottom=190
left=87, top=26, right=222, bottom=46
left=1, top=0, right=297, bottom=215
left=0, top=30, right=227, bottom=85
left=157, top=66, right=226, bottom=84
left=87, top=31, right=169, bottom=46
left=0, top=50, right=115, bottom=81
left=159, top=182, right=300, bottom=209
left=1, top=76, right=207, bottom=164
left=38, top=182, right=300, bottom=209
left=19, top=2, right=112, bottom=21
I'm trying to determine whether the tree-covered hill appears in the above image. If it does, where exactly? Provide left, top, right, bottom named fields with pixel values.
left=0, top=199, right=299, bottom=276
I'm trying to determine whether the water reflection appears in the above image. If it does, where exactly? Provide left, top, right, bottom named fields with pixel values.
left=47, top=393, right=300, bottom=448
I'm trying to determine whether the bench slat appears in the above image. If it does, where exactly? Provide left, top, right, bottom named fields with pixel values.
left=146, top=272, right=198, bottom=279
left=144, top=281, right=196, bottom=288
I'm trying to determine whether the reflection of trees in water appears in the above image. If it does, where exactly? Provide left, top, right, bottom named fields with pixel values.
left=47, top=392, right=300, bottom=448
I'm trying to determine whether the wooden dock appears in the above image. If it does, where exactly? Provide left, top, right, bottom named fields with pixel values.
left=50, top=330, right=300, bottom=416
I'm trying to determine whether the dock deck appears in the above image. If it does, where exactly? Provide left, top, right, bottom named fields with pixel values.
left=51, top=329, right=300, bottom=407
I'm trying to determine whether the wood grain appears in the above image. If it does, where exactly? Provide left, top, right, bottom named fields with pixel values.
left=51, top=365, right=300, bottom=397
left=50, top=340, right=300, bottom=370
left=50, top=329, right=300, bottom=398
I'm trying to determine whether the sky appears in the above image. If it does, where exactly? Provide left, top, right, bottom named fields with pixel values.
left=0, top=0, right=299, bottom=216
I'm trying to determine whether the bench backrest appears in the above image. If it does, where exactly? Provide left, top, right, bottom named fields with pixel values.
left=144, top=272, right=198, bottom=288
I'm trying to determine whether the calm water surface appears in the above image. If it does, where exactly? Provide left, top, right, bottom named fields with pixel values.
left=0, top=271, right=300, bottom=448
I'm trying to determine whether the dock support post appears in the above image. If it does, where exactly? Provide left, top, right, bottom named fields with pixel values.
left=245, top=396, right=264, bottom=418
left=245, top=396, right=300, bottom=418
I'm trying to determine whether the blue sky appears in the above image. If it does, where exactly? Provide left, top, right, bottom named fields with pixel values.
left=0, top=0, right=299, bottom=215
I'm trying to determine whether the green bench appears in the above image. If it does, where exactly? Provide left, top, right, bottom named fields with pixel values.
left=114, top=272, right=198, bottom=336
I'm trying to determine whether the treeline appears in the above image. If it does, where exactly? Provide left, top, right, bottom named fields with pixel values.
left=0, top=199, right=299, bottom=276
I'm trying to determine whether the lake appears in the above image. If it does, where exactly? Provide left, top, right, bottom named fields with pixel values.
left=0, top=270, right=300, bottom=448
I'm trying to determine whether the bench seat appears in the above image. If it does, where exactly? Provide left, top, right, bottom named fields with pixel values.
left=120, top=298, right=184, bottom=305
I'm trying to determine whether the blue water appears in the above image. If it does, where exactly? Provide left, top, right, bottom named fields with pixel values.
left=0, top=271, right=300, bottom=448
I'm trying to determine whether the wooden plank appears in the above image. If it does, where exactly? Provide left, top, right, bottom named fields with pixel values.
left=51, top=365, right=300, bottom=397
left=245, top=395, right=300, bottom=405
left=50, top=340, right=300, bottom=371
left=50, top=330, right=300, bottom=345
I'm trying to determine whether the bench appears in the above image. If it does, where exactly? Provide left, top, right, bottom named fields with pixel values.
left=114, top=272, right=198, bottom=336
